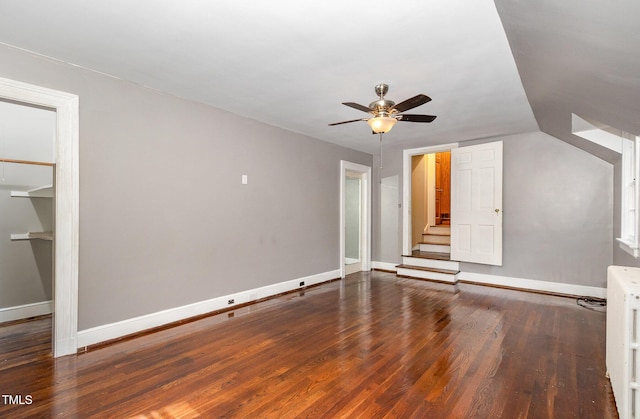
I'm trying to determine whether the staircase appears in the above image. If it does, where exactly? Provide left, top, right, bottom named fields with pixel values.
left=396, top=226, right=460, bottom=284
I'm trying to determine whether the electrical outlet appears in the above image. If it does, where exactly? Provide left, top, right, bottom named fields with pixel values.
left=228, top=299, right=234, bottom=305
left=299, top=281, right=305, bottom=287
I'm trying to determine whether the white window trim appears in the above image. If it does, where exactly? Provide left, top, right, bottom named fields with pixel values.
left=617, top=135, right=640, bottom=258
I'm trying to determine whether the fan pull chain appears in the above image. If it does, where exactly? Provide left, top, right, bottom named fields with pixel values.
left=0, top=136, right=3, bottom=181
left=379, top=133, right=383, bottom=169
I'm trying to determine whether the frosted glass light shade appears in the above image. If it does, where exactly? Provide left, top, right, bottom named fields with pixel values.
left=367, top=116, right=397, bottom=133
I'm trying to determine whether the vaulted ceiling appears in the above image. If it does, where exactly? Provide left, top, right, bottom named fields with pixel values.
left=0, top=0, right=636, bottom=160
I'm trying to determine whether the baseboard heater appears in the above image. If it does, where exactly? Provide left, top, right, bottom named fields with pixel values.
left=607, top=265, right=640, bottom=418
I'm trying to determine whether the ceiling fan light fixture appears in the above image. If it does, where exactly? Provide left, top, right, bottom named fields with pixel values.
left=367, top=115, right=397, bottom=133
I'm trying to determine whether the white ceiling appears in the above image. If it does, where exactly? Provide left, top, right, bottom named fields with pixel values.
left=0, top=0, right=541, bottom=154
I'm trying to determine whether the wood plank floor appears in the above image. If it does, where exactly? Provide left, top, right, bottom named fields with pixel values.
left=0, top=271, right=617, bottom=418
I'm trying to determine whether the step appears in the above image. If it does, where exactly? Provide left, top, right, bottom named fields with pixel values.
left=426, top=225, right=450, bottom=235
left=421, top=233, right=450, bottom=245
left=402, top=252, right=459, bottom=271
left=396, top=264, right=459, bottom=283
left=411, top=250, right=452, bottom=260
left=425, top=226, right=450, bottom=235
left=419, top=242, right=451, bottom=253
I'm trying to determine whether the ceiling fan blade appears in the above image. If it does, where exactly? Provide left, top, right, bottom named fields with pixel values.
left=393, top=94, right=432, bottom=113
left=398, top=114, right=437, bottom=123
left=342, top=102, right=372, bottom=113
left=328, top=118, right=367, bottom=126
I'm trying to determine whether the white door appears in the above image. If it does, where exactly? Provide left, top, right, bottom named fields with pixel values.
left=450, top=141, right=503, bottom=266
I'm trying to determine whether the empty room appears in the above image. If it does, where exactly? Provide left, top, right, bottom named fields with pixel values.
left=0, top=1, right=637, bottom=417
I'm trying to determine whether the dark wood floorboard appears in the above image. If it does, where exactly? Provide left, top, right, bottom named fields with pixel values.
left=0, top=271, right=617, bottom=418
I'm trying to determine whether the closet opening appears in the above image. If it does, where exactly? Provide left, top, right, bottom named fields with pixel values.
left=0, top=77, right=79, bottom=358
left=0, top=100, right=56, bottom=356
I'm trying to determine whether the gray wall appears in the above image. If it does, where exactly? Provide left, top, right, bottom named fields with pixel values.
left=373, top=149, right=404, bottom=264
left=0, top=44, right=372, bottom=330
left=374, top=131, right=613, bottom=288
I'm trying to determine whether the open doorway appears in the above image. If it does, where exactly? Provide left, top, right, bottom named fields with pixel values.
left=0, top=76, right=79, bottom=357
left=0, top=101, right=55, bottom=357
left=410, top=150, right=452, bottom=250
left=345, top=171, right=364, bottom=275
left=403, top=143, right=457, bottom=256
left=404, top=141, right=503, bottom=266
left=340, top=161, right=371, bottom=278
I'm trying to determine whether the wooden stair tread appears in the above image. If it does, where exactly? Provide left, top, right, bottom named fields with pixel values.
left=396, top=264, right=459, bottom=275
left=419, top=240, right=450, bottom=245
left=405, top=251, right=452, bottom=261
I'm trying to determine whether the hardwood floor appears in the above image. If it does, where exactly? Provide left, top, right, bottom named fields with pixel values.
left=0, top=271, right=617, bottom=418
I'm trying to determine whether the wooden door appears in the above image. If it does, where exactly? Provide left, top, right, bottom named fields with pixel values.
left=435, top=151, right=451, bottom=225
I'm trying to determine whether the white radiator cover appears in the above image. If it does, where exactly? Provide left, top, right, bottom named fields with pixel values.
left=607, top=265, right=640, bottom=419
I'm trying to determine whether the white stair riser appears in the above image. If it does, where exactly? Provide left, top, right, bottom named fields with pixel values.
left=421, top=235, right=451, bottom=244
left=397, top=267, right=459, bottom=283
left=402, top=256, right=459, bottom=271
left=419, top=243, right=451, bottom=253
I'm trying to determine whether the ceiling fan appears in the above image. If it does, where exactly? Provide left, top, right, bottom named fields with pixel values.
left=329, top=83, right=436, bottom=134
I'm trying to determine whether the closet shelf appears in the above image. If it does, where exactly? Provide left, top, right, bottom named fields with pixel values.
left=10, top=184, right=53, bottom=198
left=10, top=232, right=54, bottom=241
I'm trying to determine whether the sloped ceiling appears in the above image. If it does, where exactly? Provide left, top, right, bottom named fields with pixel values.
left=0, top=0, right=541, bottom=155
left=495, top=0, right=640, bottom=162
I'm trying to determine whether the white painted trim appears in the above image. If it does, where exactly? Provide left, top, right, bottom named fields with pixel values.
left=458, top=272, right=606, bottom=299
left=402, top=143, right=458, bottom=255
left=340, top=161, right=372, bottom=278
left=372, top=261, right=398, bottom=272
left=0, top=301, right=53, bottom=323
left=0, top=76, right=80, bottom=357
left=77, top=269, right=340, bottom=349
left=401, top=256, right=460, bottom=271
left=617, top=238, right=640, bottom=258
left=418, top=243, right=451, bottom=253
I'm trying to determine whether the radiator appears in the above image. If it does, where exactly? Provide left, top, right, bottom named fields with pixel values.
left=607, top=265, right=640, bottom=419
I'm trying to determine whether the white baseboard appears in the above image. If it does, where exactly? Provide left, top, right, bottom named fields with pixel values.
left=0, top=300, right=52, bottom=323
left=77, top=269, right=341, bottom=350
left=458, top=272, right=606, bottom=299
left=371, top=261, right=606, bottom=298
left=372, top=261, right=398, bottom=272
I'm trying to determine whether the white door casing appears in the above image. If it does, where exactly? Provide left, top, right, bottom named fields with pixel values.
left=0, top=76, right=79, bottom=357
left=450, top=141, right=503, bottom=266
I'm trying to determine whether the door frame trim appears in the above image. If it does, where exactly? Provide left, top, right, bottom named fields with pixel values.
left=0, top=76, right=79, bottom=357
left=340, top=161, right=371, bottom=278
left=402, top=143, right=458, bottom=255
